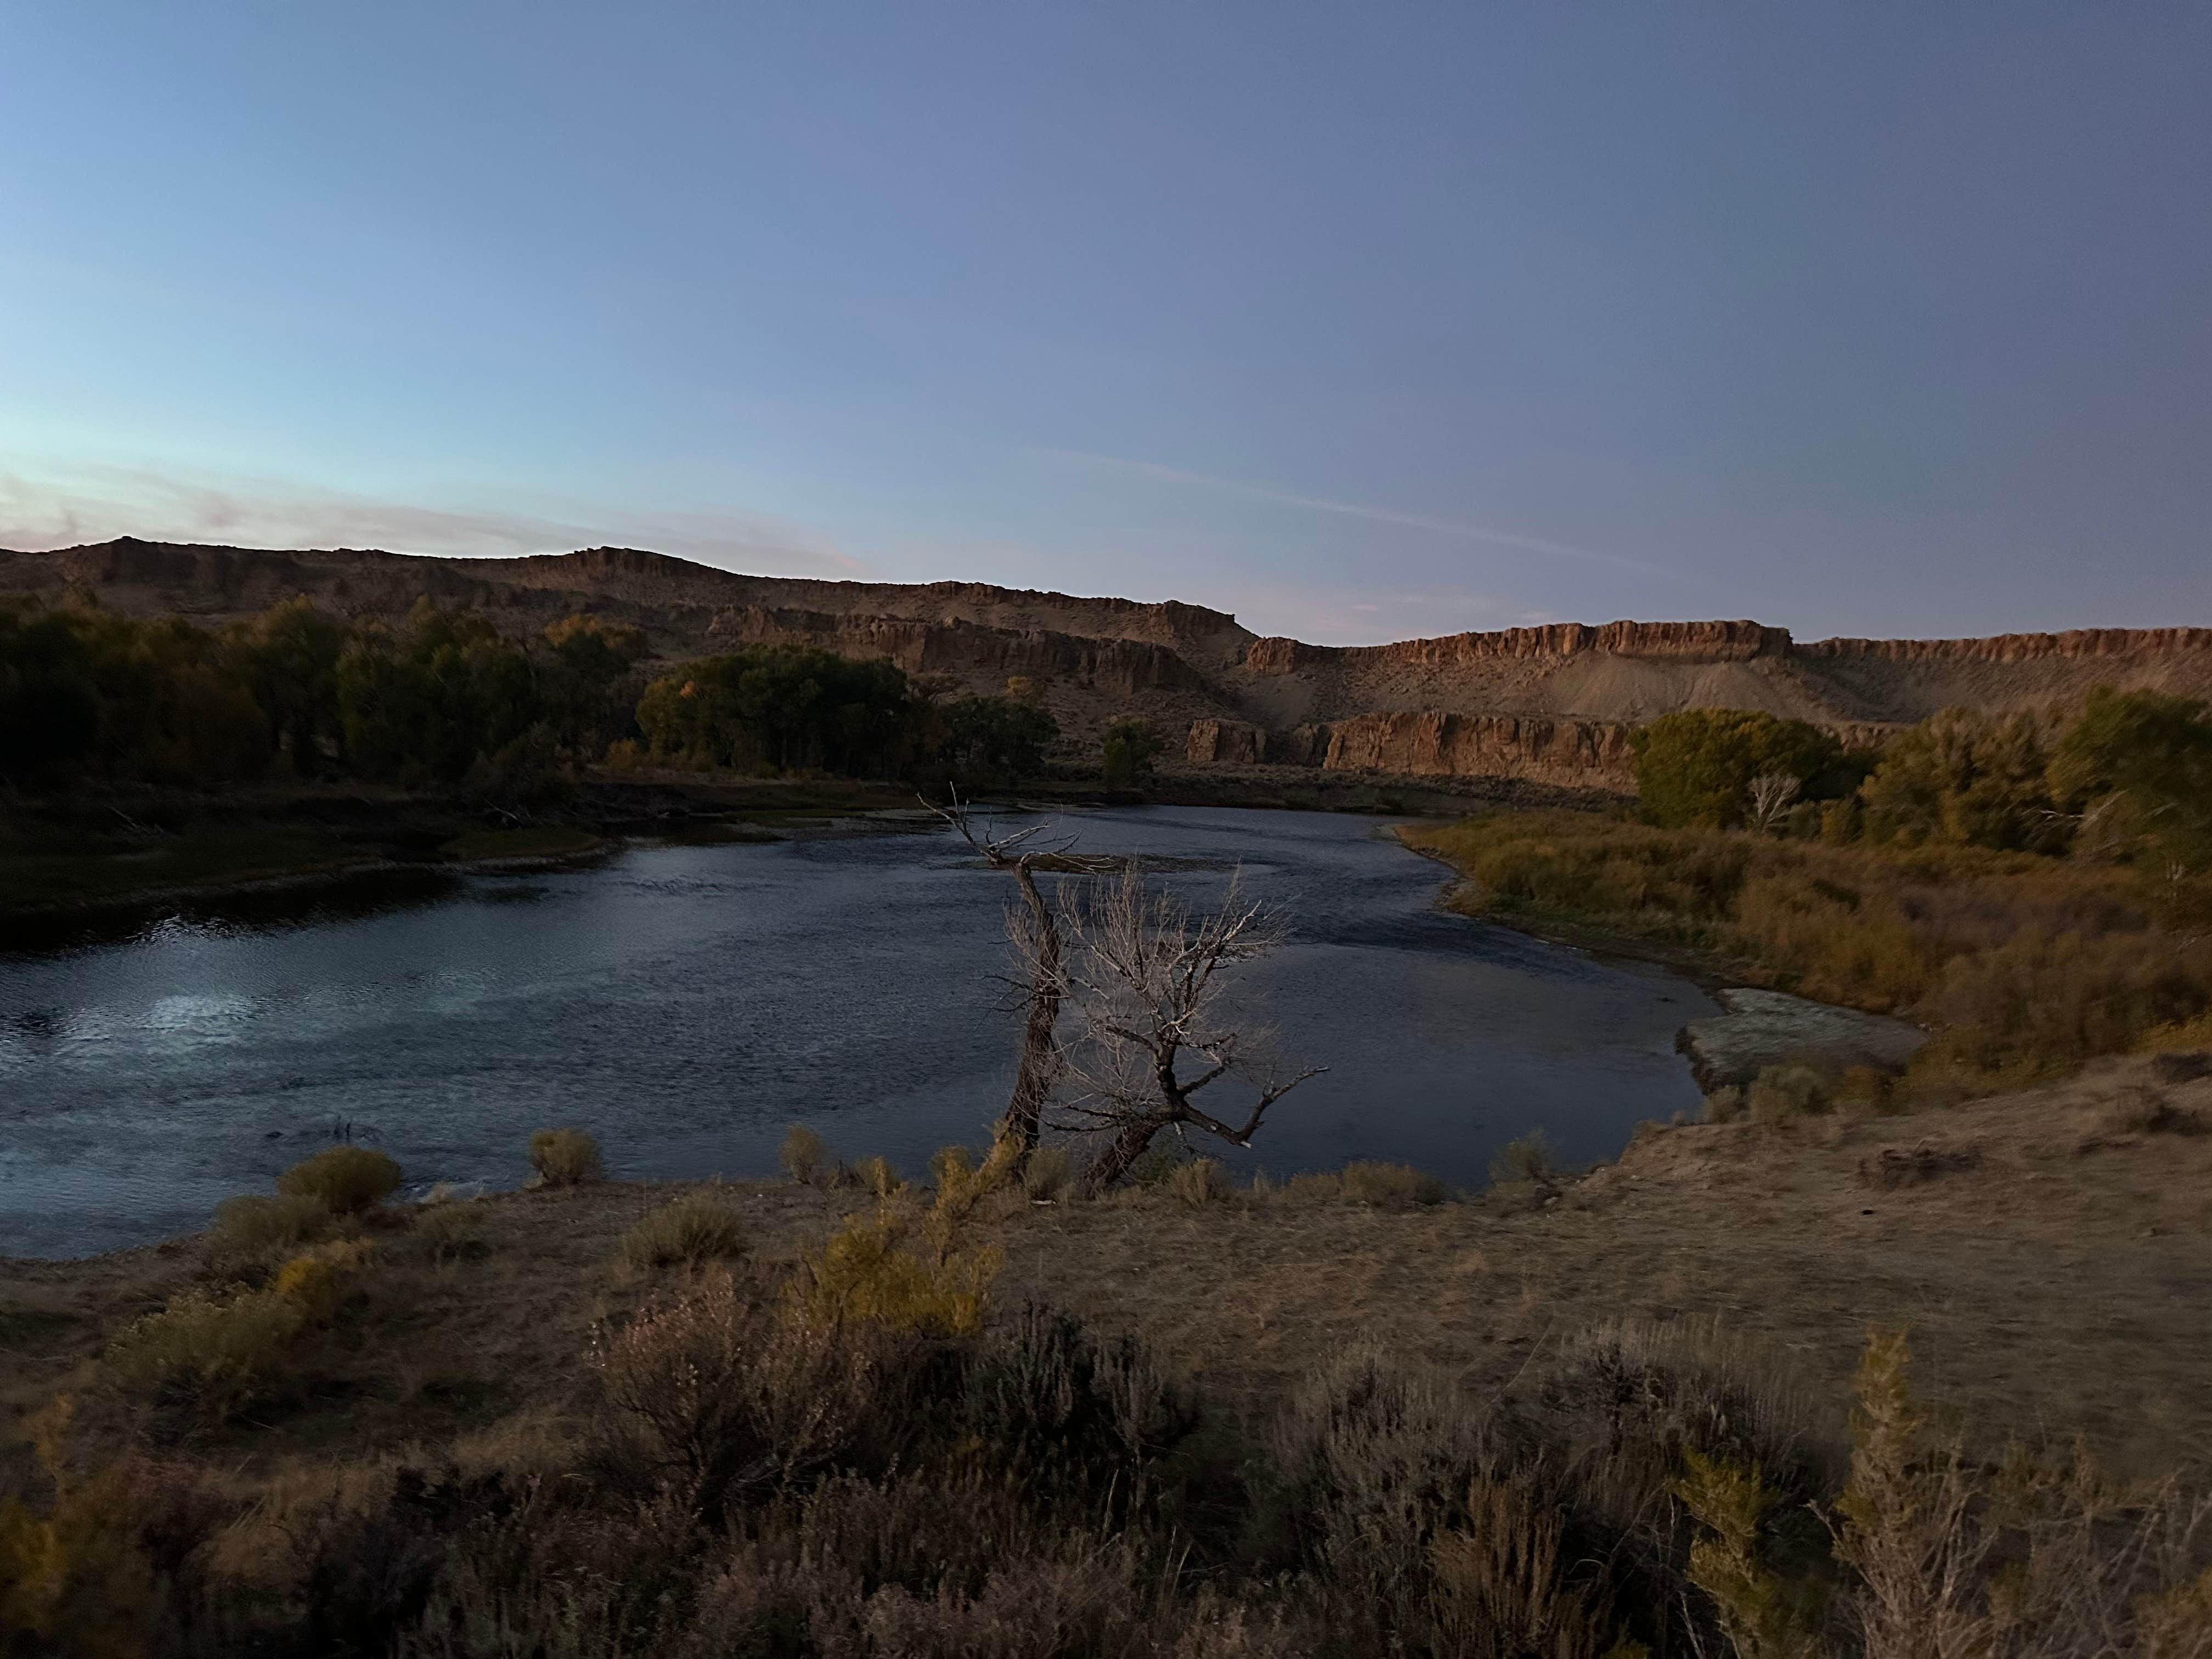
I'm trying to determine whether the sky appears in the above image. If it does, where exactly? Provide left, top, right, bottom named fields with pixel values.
left=2, top=3, right=2207, bottom=645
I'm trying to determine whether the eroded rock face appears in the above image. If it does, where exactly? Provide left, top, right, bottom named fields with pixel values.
left=1317, top=712, right=1640, bottom=786
left=9, top=537, right=2211, bottom=788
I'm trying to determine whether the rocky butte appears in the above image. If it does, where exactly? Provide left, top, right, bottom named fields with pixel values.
left=8, top=537, right=2211, bottom=791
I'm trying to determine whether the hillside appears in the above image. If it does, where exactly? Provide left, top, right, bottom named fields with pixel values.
left=8, top=537, right=2212, bottom=786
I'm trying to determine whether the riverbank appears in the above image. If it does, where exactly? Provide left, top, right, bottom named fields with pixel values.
left=9, top=1049, right=2205, bottom=1469
left=1398, top=808, right=2212, bottom=1096
left=0, top=775, right=932, bottom=926
left=0, top=769, right=1601, bottom=928
left=2, top=1051, right=2207, bottom=1655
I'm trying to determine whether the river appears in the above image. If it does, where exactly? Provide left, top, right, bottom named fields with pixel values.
left=0, top=805, right=1714, bottom=1257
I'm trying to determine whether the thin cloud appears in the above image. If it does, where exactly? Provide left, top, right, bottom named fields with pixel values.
left=0, top=463, right=865, bottom=581
left=1039, top=447, right=1679, bottom=581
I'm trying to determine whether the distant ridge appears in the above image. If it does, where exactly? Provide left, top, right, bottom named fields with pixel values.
left=7, top=537, right=2209, bottom=787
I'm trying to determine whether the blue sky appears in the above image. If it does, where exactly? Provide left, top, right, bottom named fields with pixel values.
left=3, top=3, right=2207, bottom=644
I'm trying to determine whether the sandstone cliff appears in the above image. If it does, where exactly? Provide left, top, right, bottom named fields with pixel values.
left=7, top=538, right=2208, bottom=789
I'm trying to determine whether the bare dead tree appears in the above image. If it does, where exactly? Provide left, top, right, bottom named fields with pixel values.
left=925, top=788, right=1071, bottom=1174
left=1745, top=772, right=1802, bottom=834
left=1047, top=862, right=1323, bottom=1197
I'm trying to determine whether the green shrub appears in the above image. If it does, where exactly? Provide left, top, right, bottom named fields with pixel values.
left=1101, top=718, right=1165, bottom=789
left=1339, top=1161, right=1449, bottom=1209
left=1861, top=707, right=2061, bottom=851
left=207, top=1193, right=333, bottom=1263
left=529, top=1127, right=605, bottom=1188
left=275, top=1146, right=403, bottom=1214
left=1488, top=1132, right=1559, bottom=1188
left=621, top=1194, right=752, bottom=1270
left=105, top=1239, right=369, bottom=1420
left=779, top=1124, right=827, bottom=1186
left=1630, top=709, right=1847, bottom=830
left=106, top=1288, right=306, bottom=1417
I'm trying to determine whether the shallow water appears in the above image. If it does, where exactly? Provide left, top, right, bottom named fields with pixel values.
left=0, top=806, right=1714, bottom=1258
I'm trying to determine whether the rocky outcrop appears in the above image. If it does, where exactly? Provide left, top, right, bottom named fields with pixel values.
left=7, top=537, right=2209, bottom=790
left=1318, top=713, right=1640, bottom=786
left=1679, top=988, right=1927, bottom=1088
left=706, top=605, right=1211, bottom=699
left=1801, top=628, right=2212, bottom=663
left=1247, top=619, right=1790, bottom=674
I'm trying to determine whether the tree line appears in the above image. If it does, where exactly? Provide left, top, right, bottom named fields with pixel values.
left=1631, top=691, right=2212, bottom=873
left=0, top=600, right=1073, bottom=792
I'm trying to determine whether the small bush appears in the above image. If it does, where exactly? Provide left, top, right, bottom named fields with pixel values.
left=207, top=1193, right=334, bottom=1263
left=403, top=1202, right=490, bottom=1264
left=1339, top=1161, right=1448, bottom=1209
left=780, top=1124, right=827, bottom=1185
left=528, top=1127, right=604, bottom=1187
left=271, top=1238, right=374, bottom=1320
left=621, top=1194, right=751, bottom=1270
left=1280, top=1170, right=1344, bottom=1201
left=1746, top=1064, right=1828, bottom=1125
left=276, top=1146, right=403, bottom=1214
left=783, top=1209, right=1001, bottom=1337
left=1488, top=1131, right=1559, bottom=1188
left=851, top=1154, right=904, bottom=1198
left=1169, top=1159, right=1229, bottom=1207
left=1022, top=1144, right=1073, bottom=1202
left=106, top=1290, right=307, bottom=1423
left=591, top=1269, right=898, bottom=1508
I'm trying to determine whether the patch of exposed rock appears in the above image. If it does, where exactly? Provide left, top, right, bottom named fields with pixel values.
left=1678, top=988, right=1927, bottom=1088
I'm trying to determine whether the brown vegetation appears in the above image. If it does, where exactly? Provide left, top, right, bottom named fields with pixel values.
left=1403, top=810, right=2212, bottom=1090
left=4, top=1057, right=2210, bottom=1654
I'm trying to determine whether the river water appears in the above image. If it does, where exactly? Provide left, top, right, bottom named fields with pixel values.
left=0, top=806, right=1714, bottom=1259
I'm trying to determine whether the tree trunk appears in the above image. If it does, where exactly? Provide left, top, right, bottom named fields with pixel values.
left=990, top=855, right=1062, bottom=1173
left=1077, top=1113, right=1171, bottom=1198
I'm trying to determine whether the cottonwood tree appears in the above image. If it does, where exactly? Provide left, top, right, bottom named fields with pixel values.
left=927, top=789, right=1072, bottom=1175
left=1046, top=864, right=1322, bottom=1196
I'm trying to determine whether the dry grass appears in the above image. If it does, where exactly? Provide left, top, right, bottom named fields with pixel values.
left=205, top=1193, right=335, bottom=1268
left=1403, top=811, right=2212, bottom=1090
left=618, top=1192, right=752, bottom=1269
left=5, top=1059, right=2212, bottom=1654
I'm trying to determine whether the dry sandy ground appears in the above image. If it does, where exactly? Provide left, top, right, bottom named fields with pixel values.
left=4, top=1052, right=2208, bottom=1479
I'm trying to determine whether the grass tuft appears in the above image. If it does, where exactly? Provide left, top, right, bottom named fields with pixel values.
left=620, top=1193, right=751, bottom=1270
left=1168, top=1158, right=1229, bottom=1207
left=1488, top=1131, right=1559, bottom=1188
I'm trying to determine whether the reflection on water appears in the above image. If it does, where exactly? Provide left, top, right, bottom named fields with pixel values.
left=0, top=807, right=1714, bottom=1259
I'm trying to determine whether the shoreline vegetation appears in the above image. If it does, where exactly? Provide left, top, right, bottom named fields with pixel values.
left=12, top=595, right=2212, bottom=1650
left=5, top=1056, right=2210, bottom=1654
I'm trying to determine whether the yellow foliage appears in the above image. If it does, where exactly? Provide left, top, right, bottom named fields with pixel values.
left=271, top=1237, right=372, bottom=1320
left=0, top=1401, right=154, bottom=1657
left=1675, top=1449, right=1813, bottom=1659
left=1401, top=812, right=2212, bottom=1084
left=784, top=1205, right=1002, bottom=1338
